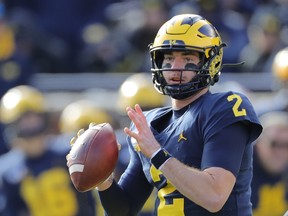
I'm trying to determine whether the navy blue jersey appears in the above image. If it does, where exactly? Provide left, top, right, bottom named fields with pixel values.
left=1, top=148, right=95, bottom=216
left=116, top=91, right=262, bottom=216
left=251, top=151, right=288, bottom=216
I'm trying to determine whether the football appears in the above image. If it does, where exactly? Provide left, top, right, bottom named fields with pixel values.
left=67, top=123, right=118, bottom=192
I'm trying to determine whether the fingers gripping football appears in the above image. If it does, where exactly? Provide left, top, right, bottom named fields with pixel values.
left=66, top=123, right=119, bottom=192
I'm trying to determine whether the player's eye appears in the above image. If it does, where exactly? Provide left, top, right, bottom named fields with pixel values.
left=184, top=57, right=197, bottom=63
left=163, top=55, right=174, bottom=62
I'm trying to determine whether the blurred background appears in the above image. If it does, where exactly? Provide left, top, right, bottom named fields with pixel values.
left=0, top=0, right=287, bottom=113
left=0, top=0, right=288, bottom=215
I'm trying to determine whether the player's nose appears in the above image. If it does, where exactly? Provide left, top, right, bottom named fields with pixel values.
left=171, top=58, right=184, bottom=71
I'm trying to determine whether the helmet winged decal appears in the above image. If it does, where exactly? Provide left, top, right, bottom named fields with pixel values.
left=180, top=15, right=203, bottom=26
left=198, top=24, right=219, bottom=38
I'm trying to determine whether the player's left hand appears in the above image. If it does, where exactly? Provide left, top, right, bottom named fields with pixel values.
left=124, top=104, right=161, bottom=158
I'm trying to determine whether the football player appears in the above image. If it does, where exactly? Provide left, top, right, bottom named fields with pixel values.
left=80, top=14, right=263, bottom=215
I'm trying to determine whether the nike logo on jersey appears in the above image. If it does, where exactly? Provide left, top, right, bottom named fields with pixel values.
left=163, top=149, right=169, bottom=156
left=178, top=131, right=187, bottom=142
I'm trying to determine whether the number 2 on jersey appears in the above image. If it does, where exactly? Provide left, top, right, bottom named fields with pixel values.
left=150, top=166, right=184, bottom=216
left=227, top=94, right=247, bottom=117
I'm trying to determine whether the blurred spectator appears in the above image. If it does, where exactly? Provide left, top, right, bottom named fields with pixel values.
left=252, top=111, right=288, bottom=215
left=239, top=7, right=284, bottom=73
left=79, top=0, right=168, bottom=73
left=125, top=1, right=169, bottom=72
left=0, top=85, right=95, bottom=216
left=1, top=0, right=288, bottom=74
left=255, top=47, right=288, bottom=115
left=0, top=3, right=36, bottom=97
left=5, top=8, right=69, bottom=74
left=4, top=0, right=118, bottom=73
left=197, top=0, right=249, bottom=72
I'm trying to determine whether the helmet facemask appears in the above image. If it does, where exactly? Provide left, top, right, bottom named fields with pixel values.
left=150, top=44, right=225, bottom=100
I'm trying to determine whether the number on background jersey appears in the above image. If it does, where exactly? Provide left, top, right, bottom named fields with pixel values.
left=20, top=168, right=78, bottom=216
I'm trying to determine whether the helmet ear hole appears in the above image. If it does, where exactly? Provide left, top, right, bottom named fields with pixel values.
left=208, top=47, right=216, bottom=58
left=154, top=51, right=164, bottom=69
left=208, top=46, right=220, bottom=59
left=211, top=74, right=220, bottom=85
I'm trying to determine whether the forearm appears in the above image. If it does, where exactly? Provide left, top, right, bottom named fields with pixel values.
left=96, top=174, right=114, bottom=191
left=97, top=156, right=154, bottom=216
left=160, top=157, right=233, bottom=212
left=97, top=180, right=131, bottom=216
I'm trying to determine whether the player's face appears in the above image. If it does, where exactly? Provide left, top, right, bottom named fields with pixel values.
left=161, top=51, right=201, bottom=85
left=12, top=113, right=47, bottom=158
left=257, top=126, right=288, bottom=174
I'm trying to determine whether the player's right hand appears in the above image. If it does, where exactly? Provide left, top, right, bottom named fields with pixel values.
left=67, top=122, right=121, bottom=191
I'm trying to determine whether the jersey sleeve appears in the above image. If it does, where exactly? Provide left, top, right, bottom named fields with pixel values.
left=199, top=91, right=262, bottom=176
left=201, top=122, right=250, bottom=176
left=202, top=91, right=262, bottom=144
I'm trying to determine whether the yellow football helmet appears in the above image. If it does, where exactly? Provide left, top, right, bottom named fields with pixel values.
left=59, top=100, right=113, bottom=133
left=272, top=47, right=288, bottom=82
left=149, top=14, right=225, bottom=99
left=117, top=73, right=167, bottom=112
left=0, top=85, right=45, bottom=124
left=0, top=23, right=15, bottom=60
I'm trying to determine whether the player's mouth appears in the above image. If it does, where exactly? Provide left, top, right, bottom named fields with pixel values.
left=169, top=76, right=185, bottom=84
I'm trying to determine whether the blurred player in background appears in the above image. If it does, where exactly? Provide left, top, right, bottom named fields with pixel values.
left=252, top=111, right=288, bottom=215
left=69, top=14, right=262, bottom=215
left=0, top=85, right=95, bottom=216
left=58, top=99, right=116, bottom=216
left=270, top=47, right=288, bottom=112
left=59, top=99, right=115, bottom=141
left=117, top=73, right=168, bottom=125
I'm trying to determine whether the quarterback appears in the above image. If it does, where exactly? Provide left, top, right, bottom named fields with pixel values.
left=97, top=14, right=262, bottom=215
